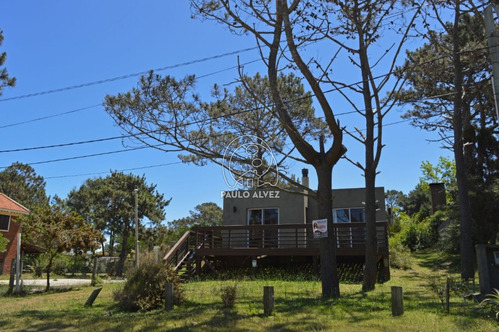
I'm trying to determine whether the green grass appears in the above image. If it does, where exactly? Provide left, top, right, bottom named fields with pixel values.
left=0, top=253, right=497, bottom=331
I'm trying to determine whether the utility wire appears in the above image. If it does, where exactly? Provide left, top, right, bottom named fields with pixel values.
left=0, top=46, right=260, bottom=103
left=44, top=161, right=183, bottom=179
left=0, top=59, right=261, bottom=131
left=0, top=41, right=491, bottom=157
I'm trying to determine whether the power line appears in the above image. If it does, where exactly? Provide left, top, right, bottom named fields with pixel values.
left=0, top=59, right=262, bottom=131
left=44, top=161, right=183, bottom=179
left=0, top=145, right=152, bottom=169
left=0, top=104, right=102, bottom=130
left=0, top=46, right=260, bottom=103
left=0, top=42, right=491, bottom=160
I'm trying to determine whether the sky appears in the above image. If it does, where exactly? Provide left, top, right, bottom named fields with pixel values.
left=0, top=1, right=453, bottom=223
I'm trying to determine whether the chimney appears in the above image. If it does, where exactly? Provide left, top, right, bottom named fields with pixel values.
left=301, top=168, right=309, bottom=188
left=429, top=183, right=446, bottom=214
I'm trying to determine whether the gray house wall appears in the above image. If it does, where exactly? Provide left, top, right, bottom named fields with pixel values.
left=222, top=189, right=307, bottom=226
left=306, top=187, right=387, bottom=223
left=222, top=186, right=387, bottom=225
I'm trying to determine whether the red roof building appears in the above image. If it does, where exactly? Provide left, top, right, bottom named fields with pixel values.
left=0, top=193, right=30, bottom=274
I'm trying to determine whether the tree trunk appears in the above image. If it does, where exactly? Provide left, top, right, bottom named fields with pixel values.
left=452, top=0, right=475, bottom=280
left=46, top=257, right=53, bottom=292
left=109, top=232, right=115, bottom=257
left=358, top=29, right=378, bottom=292
left=316, top=164, right=340, bottom=298
left=116, top=232, right=129, bottom=277
left=363, top=171, right=378, bottom=291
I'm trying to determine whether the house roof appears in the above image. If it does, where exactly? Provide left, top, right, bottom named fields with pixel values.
left=0, top=193, right=30, bottom=216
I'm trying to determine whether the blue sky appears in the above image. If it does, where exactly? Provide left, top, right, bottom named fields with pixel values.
left=0, top=1, right=452, bottom=222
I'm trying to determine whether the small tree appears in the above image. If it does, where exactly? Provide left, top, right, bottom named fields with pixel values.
left=22, top=205, right=103, bottom=291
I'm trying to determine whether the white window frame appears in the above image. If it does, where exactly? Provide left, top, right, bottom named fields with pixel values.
left=0, top=214, right=11, bottom=232
left=333, top=207, right=365, bottom=223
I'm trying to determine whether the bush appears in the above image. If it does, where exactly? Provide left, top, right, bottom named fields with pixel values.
left=388, top=237, right=412, bottom=270
left=220, top=284, right=237, bottom=308
left=425, top=274, right=467, bottom=308
left=52, top=255, right=72, bottom=275
left=113, top=263, right=183, bottom=312
left=393, top=216, right=433, bottom=251
left=438, top=220, right=461, bottom=254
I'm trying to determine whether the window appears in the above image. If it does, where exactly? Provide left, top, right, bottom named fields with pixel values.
left=0, top=215, right=10, bottom=232
left=333, top=208, right=365, bottom=223
left=247, top=208, right=279, bottom=248
left=247, top=208, right=279, bottom=225
left=333, top=208, right=365, bottom=248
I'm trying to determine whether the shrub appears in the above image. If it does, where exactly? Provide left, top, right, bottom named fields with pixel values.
left=438, top=220, right=460, bottom=254
left=394, top=217, right=433, bottom=251
left=480, top=289, right=499, bottom=320
left=220, top=284, right=237, bottom=308
left=425, top=274, right=467, bottom=308
left=388, top=237, right=412, bottom=270
left=113, top=263, right=183, bottom=312
left=52, top=255, right=71, bottom=275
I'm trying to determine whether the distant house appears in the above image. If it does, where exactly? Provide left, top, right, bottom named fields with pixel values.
left=0, top=193, right=30, bottom=275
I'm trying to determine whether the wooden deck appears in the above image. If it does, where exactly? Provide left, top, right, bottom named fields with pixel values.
left=164, top=222, right=390, bottom=281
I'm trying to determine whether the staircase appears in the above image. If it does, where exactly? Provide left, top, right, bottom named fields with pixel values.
left=163, top=230, right=219, bottom=280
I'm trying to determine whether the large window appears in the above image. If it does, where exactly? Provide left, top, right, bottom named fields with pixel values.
left=247, top=208, right=279, bottom=248
left=333, top=208, right=365, bottom=223
left=333, top=208, right=365, bottom=248
left=0, top=214, right=10, bottom=232
left=247, top=208, right=279, bottom=225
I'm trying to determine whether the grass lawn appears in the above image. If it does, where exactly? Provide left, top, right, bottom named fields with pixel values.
left=0, top=253, right=497, bottom=331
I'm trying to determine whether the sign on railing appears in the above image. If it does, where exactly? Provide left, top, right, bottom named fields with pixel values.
left=312, top=219, right=328, bottom=239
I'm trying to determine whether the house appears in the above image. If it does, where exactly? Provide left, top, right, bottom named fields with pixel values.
left=165, top=169, right=390, bottom=281
left=222, top=169, right=387, bottom=227
left=0, top=193, right=30, bottom=275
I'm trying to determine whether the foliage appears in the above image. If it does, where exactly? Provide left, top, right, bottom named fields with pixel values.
left=25, top=254, right=49, bottom=278
left=66, top=171, right=170, bottom=276
left=169, top=202, right=222, bottom=230
left=0, top=162, right=49, bottom=209
left=469, top=177, right=499, bottom=244
left=104, top=71, right=322, bottom=189
left=388, top=237, right=413, bottom=270
left=480, top=289, right=499, bottom=320
left=113, top=262, right=183, bottom=312
left=392, top=214, right=434, bottom=252
left=400, top=183, right=431, bottom=220
left=420, top=157, right=457, bottom=203
left=438, top=220, right=461, bottom=254
left=22, top=205, right=103, bottom=290
left=0, top=235, right=8, bottom=252
left=0, top=29, right=16, bottom=96
left=220, top=284, right=238, bottom=308
left=395, top=13, right=498, bottom=170
left=424, top=274, right=468, bottom=309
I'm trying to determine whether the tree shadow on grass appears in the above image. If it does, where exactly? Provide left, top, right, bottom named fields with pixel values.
left=413, top=251, right=461, bottom=274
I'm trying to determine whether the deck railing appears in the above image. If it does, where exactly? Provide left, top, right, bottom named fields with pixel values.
left=191, top=222, right=388, bottom=253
